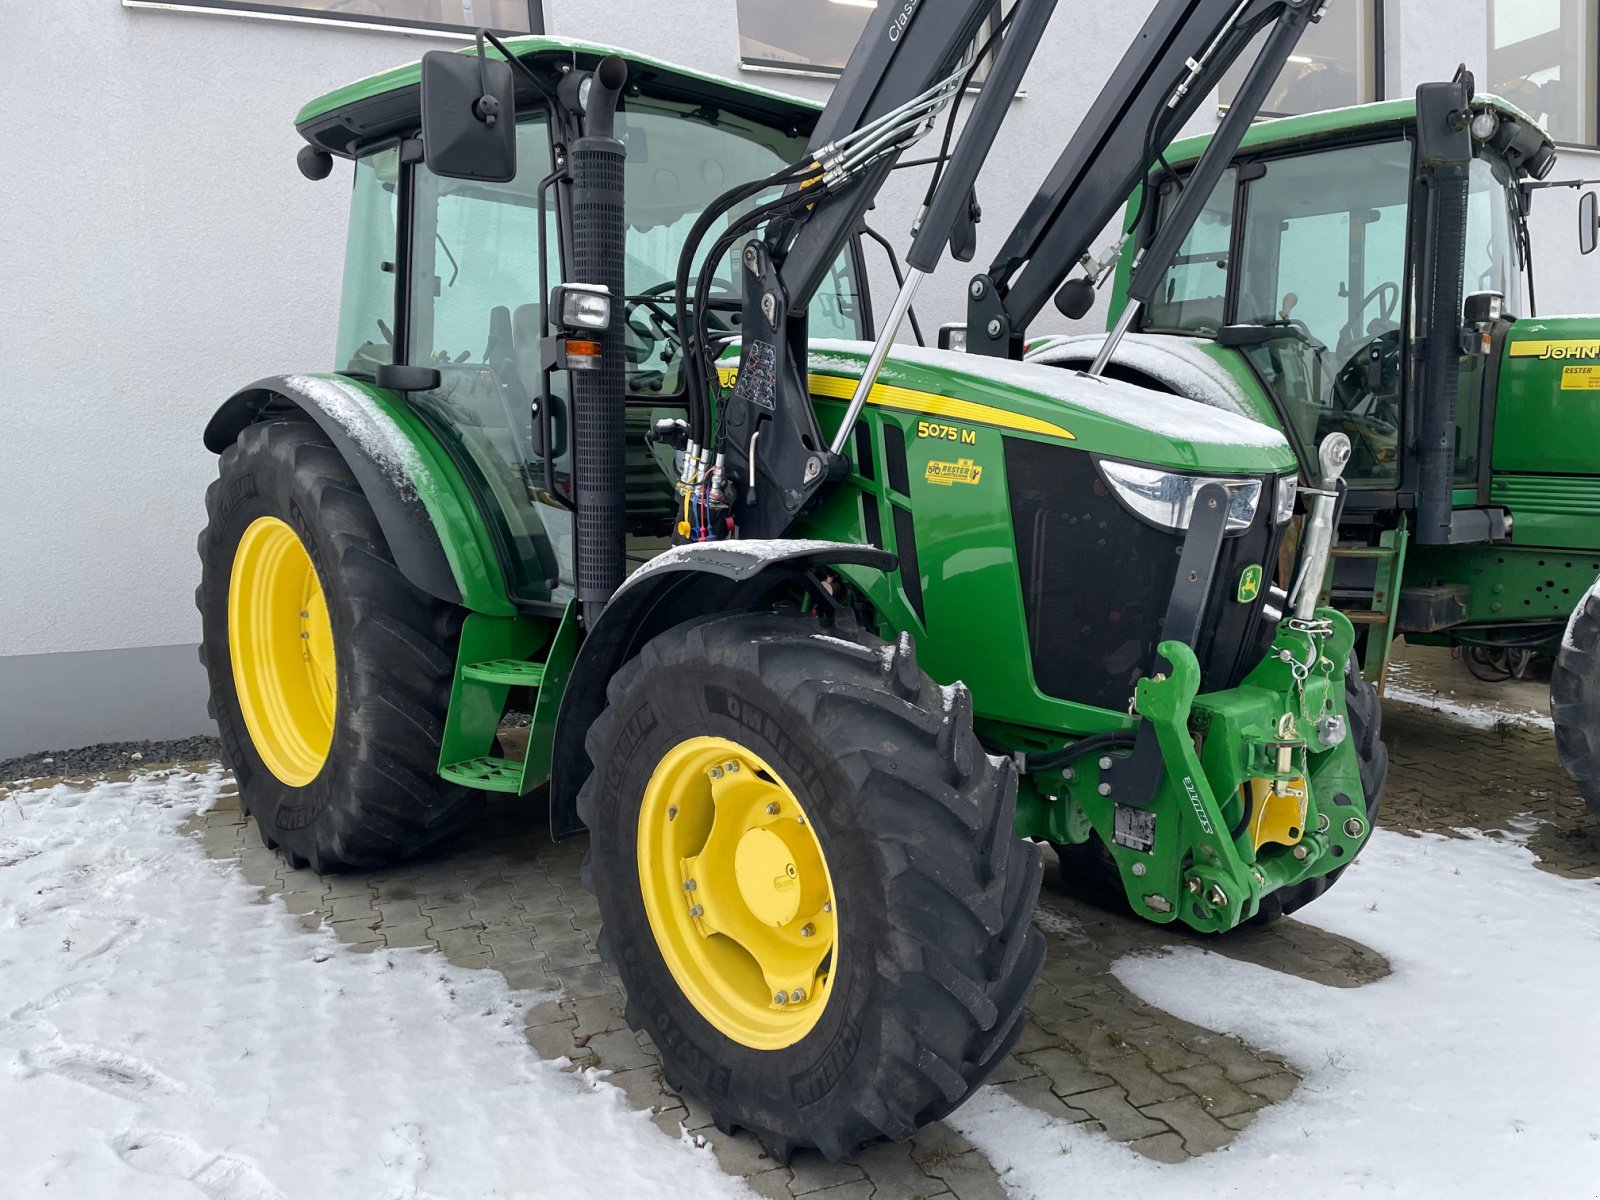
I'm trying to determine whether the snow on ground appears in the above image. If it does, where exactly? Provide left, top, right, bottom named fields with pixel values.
left=1384, top=657, right=1553, bottom=731
left=0, top=770, right=750, bottom=1200
left=951, top=827, right=1600, bottom=1198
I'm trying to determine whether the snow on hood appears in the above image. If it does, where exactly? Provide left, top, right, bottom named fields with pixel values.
left=805, top=339, right=1288, bottom=452
left=1027, top=333, right=1257, bottom=420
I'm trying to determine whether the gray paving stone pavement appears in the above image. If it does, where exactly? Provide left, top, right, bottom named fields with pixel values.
left=151, top=642, right=1598, bottom=1196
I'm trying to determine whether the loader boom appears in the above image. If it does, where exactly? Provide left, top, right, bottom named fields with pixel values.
left=716, top=0, right=1331, bottom=537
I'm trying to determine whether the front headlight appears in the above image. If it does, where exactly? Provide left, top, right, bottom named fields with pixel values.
left=1274, top=473, right=1298, bottom=525
left=1097, top=460, right=1261, bottom=532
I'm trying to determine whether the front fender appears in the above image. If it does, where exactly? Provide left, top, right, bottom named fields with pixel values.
left=548, top=540, right=897, bottom=839
left=205, top=374, right=513, bottom=615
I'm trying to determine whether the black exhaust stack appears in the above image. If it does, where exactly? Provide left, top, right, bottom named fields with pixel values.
left=568, top=55, right=629, bottom=624
left=1413, top=72, right=1473, bottom=545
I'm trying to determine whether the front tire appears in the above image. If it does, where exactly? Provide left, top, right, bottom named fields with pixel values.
left=1554, top=581, right=1600, bottom=816
left=577, top=611, right=1044, bottom=1162
left=197, top=418, right=481, bottom=872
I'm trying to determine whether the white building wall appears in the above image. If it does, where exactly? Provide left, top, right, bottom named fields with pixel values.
left=1, top=1, right=1595, bottom=755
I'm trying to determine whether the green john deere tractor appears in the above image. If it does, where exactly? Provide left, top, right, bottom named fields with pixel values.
left=1025, top=78, right=1600, bottom=813
left=199, top=0, right=1387, bottom=1162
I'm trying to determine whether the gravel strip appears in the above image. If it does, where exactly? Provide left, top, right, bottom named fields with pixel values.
left=0, top=737, right=223, bottom=783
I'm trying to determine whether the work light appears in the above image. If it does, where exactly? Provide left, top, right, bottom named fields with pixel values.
left=552, top=283, right=612, bottom=331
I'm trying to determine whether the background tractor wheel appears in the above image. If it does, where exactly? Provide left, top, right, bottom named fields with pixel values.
left=1054, top=654, right=1386, bottom=926
left=197, top=418, right=481, bottom=872
left=577, top=611, right=1045, bottom=1162
left=1553, top=582, right=1600, bottom=816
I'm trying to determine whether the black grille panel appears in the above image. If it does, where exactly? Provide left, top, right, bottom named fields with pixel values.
left=1005, top=439, right=1282, bottom=712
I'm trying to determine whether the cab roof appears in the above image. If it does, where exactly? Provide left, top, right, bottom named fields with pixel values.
left=297, top=35, right=823, bottom=159
left=1161, top=93, right=1557, bottom=176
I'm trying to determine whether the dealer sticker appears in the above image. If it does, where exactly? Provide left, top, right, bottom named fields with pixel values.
left=924, top=457, right=984, bottom=486
left=1561, top=365, right=1600, bottom=390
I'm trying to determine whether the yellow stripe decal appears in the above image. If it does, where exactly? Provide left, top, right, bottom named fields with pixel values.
left=1509, top=339, right=1600, bottom=361
left=715, top=367, right=1075, bottom=440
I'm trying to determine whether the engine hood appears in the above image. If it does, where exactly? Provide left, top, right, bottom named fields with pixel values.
left=804, top=339, right=1293, bottom=475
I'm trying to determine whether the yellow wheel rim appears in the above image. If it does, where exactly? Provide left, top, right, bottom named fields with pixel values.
left=638, top=736, right=839, bottom=1050
left=227, top=516, right=337, bottom=787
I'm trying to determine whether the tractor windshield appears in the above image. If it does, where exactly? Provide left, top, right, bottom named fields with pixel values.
left=615, top=98, right=867, bottom=393
left=1146, top=135, right=1525, bottom=488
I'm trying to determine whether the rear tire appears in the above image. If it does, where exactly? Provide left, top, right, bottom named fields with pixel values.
left=1054, top=654, right=1386, bottom=926
left=1553, top=582, right=1600, bottom=816
left=197, top=418, right=481, bottom=872
left=577, top=611, right=1045, bottom=1161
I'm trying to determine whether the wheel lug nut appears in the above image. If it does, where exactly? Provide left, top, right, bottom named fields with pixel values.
left=800, top=923, right=815, bottom=938
left=689, top=904, right=704, bottom=917
left=683, top=879, right=697, bottom=891
left=765, top=802, right=780, bottom=815
left=709, top=767, right=723, bottom=780
left=822, top=902, right=832, bottom=913
left=791, top=988, right=806, bottom=1003
left=773, top=991, right=788, bottom=1005
left=726, top=761, right=739, bottom=773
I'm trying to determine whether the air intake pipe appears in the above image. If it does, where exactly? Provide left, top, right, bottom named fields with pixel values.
left=567, top=55, right=629, bottom=625
left=1413, top=74, right=1474, bottom=545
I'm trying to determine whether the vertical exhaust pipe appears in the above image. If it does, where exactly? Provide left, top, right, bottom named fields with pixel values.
left=567, top=55, right=629, bottom=626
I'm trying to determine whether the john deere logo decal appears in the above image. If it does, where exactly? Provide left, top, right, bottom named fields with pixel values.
left=925, top=457, right=983, bottom=486
left=1237, top=564, right=1263, bottom=603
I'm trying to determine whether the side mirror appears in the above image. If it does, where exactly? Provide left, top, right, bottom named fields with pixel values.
left=1580, top=190, right=1599, bottom=256
left=420, top=49, right=517, bottom=183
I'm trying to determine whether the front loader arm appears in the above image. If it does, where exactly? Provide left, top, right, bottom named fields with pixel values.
left=713, top=0, right=1332, bottom=540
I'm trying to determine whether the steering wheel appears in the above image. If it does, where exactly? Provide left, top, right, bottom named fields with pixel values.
left=1363, top=280, right=1400, bottom=325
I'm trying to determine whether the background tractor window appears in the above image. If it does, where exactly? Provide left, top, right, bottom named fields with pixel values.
left=1145, top=168, right=1236, bottom=336
left=1217, top=0, right=1378, bottom=116
left=128, top=0, right=541, bottom=36
left=1487, top=0, right=1597, bottom=146
left=1233, top=140, right=1412, bottom=486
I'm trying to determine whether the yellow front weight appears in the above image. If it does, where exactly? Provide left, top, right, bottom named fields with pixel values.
left=637, top=736, right=837, bottom=1050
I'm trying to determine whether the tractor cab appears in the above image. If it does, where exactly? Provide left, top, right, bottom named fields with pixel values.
left=1102, top=95, right=1553, bottom=505
left=301, top=38, right=869, bottom=607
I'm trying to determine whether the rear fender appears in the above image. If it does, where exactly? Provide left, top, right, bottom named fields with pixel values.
left=548, top=541, right=897, bottom=839
left=205, top=374, right=514, bottom=616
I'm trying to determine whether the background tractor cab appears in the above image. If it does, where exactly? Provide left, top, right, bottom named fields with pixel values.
left=1029, top=82, right=1600, bottom=813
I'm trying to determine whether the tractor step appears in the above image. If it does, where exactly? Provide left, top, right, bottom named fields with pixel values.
left=461, top=658, right=548, bottom=687
left=440, top=756, right=524, bottom=793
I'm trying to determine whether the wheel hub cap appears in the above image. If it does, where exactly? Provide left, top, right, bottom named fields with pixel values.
left=637, top=736, right=838, bottom=1050
left=227, top=516, right=337, bottom=787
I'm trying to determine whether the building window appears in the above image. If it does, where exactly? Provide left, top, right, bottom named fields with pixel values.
left=1488, top=0, right=1597, bottom=147
left=736, top=0, right=1006, bottom=80
left=1217, top=0, right=1378, bottom=117
left=124, top=1, right=542, bottom=36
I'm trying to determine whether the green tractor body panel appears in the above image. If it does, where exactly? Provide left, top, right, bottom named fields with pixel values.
left=1493, top=320, right=1600, bottom=546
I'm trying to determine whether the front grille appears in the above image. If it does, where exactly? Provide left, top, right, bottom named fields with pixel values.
left=1006, top=439, right=1281, bottom=712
